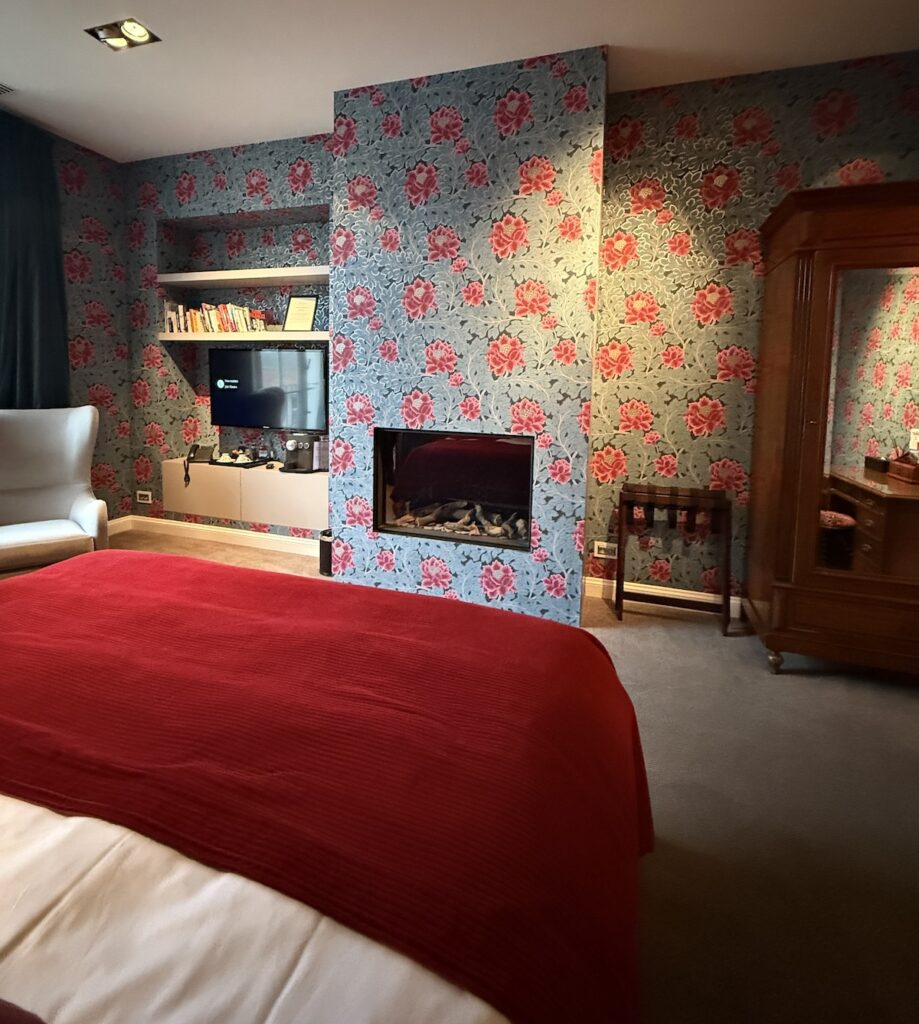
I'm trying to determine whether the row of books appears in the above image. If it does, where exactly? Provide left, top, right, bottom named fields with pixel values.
left=163, top=300, right=271, bottom=334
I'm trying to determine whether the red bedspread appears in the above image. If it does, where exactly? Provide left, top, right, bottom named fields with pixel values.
left=0, top=550, right=652, bottom=1024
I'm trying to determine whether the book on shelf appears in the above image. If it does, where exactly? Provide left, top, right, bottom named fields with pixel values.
left=162, top=298, right=273, bottom=335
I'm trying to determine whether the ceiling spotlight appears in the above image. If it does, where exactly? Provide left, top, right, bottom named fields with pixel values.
left=85, top=19, right=160, bottom=51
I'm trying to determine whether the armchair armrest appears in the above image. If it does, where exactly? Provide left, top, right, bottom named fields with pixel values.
left=70, top=494, right=109, bottom=550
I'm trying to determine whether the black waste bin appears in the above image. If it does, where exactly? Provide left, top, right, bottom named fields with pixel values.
left=319, top=529, right=333, bottom=577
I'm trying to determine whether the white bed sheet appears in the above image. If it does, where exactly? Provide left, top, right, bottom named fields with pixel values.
left=0, top=795, right=508, bottom=1024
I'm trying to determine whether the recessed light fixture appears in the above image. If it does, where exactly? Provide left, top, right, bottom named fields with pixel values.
left=85, top=18, right=160, bottom=51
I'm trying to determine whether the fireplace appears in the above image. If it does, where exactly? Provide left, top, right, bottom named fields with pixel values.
left=373, top=428, right=534, bottom=550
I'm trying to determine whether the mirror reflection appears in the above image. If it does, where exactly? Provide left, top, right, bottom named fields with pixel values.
left=820, top=267, right=919, bottom=577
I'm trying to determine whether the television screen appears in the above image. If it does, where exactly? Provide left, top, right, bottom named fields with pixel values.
left=209, top=348, right=327, bottom=432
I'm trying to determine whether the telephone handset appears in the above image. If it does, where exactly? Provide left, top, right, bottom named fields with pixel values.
left=184, top=444, right=214, bottom=485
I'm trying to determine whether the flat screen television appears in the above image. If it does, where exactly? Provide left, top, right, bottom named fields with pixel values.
left=208, top=347, right=327, bottom=432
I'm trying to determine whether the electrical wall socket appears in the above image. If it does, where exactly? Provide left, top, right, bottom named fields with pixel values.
left=592, top=540, right=617, bottom=558
left=136, top=490, right=152, bottom=504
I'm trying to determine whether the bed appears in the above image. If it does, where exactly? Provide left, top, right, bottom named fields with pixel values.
left=0, top=550, right=652, bottom=1024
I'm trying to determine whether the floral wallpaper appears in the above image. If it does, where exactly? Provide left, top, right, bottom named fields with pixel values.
left=586, top=51, right=919, bottom=594
left=830, top=266, right=919, bottom=467
left=122, top=137, right=332, bottom=532
left=326, top=49, right=607, bottom=624
left=55, top=139, right=132, bottom=518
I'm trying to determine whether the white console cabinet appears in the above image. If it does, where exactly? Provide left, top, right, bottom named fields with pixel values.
left=162, top=459, right=328, bottom=531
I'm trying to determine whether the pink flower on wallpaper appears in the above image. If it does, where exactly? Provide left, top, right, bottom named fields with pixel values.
left=378, top=339, right=399, bottom=362
left=563, top=85, right=588, bottom=113
left=601, top=232, right=639, bottom=271
left=380, top=227, right=401, bottom=252
left=376, top=550, right=396, bottom=572
left=895, top=363, right=912, bottom=389
left=882, top=404, right=893, bottom=421
left=775, top=163, right=802, bottom=193
left=684, top=397, right=727, bottom=437
left=518, top=156, right=556, bottom=195
left=709, top=458, right=748, bottom=493
left=330, top=226, right=357, bottom=264
left=81, top=217, right=109, bottom=246
left=144, top=422, right=165, bottom=448
left=553, top=339, right=577, bottom=364
left=907, top=277, right=919, bottom=304
left=134, top=455, right=152, bottom=483
left=606, top=116, right=643, bottom=160
left=68, top=336, right=94, bottom=370
left=175, top=172, right=196, bottom=206
left=630, top=178, right=666, bottom=213
left=509, top=398, right=546, bottom=435
left=543, top=574, right=567, bottom=598
left=131, top=379, right=150, bottom=408
left=420, top=556, right=452, bottom=590
left=732, top=107, right=773, bottom=146
left=64, top=250, right=92, bottom=284
left=287, top=158, right=314, bottom=193
left=578, top=400, right=591, bottom=435
left=124, top=218, right=146, bottom=251
left=619, top=399, right=654, bottom=432
left=650, top=322, right=668, bottom=337
left=325, top=116, right=358, bottom=157
left=345, top=393, right=375, bottom=425
left=624, top=291, right=660, bottom=324
left=466, top=161, right=489, bottom=187
left=181, top=416, right=201, bottom=445
left=700, top=165, right=741, bottom=209
left=724, top=228, right=762, bottom=266
left=136, top=180, right=159, bottom=207
left=164, top=382, right=179, bottom=400
left=486, top=335, right=525, bottom=377
left=345, top=496, right=373, bottom=528
left=430, top=106, right=464, bottom=143
left=589, top=149, right=603, bottom=186
left=291, top=227, right=314, bottom=255
left=261, top=229, right=275, bottom=247
left=589, top=446, right=628, bottom=484
left=692, top=283, right=734, bottom=325
left=112, top=264, right=127, bottom=283
left=873, top=360, right=887, bottom=388
left=533, top=547, right=550, bottom=564
left=401, top=390, right=435, bottom=429
left=536, top=433, right=553, bottom=449
left=347, top=175, right=378, bottom=210
left=655, top=453, right=678, bottom=477
left=381, top=113, right=402, bottom=138
left=860, top=402, right=875, bottom=427
left=866, top=327, right=882, bottom=351
left=667, top=232, right=692, bottom=257
left=245, top=169, right=269, bottom=198
left=716, top=345, right=756, bottom=381
left=462, top=281, right=485, bottom=305
left=346, top=286, right=377, bottom=320
left=514, top=280, right=551, bottom=316
left=490, top=215, right=529, bottom=259
left=142, top=344, right=162, bottom=369
left=89, top=464, right=116, bottom=491
left=330, top=439, right=356, bottom=475
left=448, top=372, right=464, bottom=387
left=674, top=114, right=699, bottom=139
left=128, top=299, right=148, bottom=329
left=226, top=229, right=245, bottom=258
left=331, top=539, right=354, bottom=574
left=584, top=278, right=598, bottom=312
left=494, top=89, right=533, bottom=137
left=551, top=59, right=569, bottom=78
left=903, top=401, right=918, bottom=430
left=402, top=278, right=437, bottom=319
left=558, top=215, right=582, bottom=241
left=84, top=301, right=113, bottom=334
left=404, top=162, right=439, bottom=206
left=426, top=225, right=461, bottom=261
left=424, top=339, right=457, bottom=374
left=451, top=258, right=468, bottom=273
left=548, top=459, right=572, bottom=484
left=459, top=396, right=481, bottom=420
left=838, top=159, right=883, bottom=186
left=813, top=91, right=858, bottom=138
left=331, top=335, right=357, bottom=372
left=596, top=340, right=633, bottom=380
left=480, top=560, right=517, bottom=600
left=212, top=171, right=228, bottom=191
left=59, top=160, right=88, bottom=195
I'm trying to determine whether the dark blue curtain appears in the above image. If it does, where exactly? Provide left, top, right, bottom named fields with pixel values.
left=0, top=111, right=70, bottom=408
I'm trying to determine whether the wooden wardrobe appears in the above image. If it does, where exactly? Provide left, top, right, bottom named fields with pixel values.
left=745, top=182, right=919, bottom=675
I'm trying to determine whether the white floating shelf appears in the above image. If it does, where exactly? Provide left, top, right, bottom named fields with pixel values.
left=158, top=331, right=329, bottom=343
left=157, top=266, right=330, bottom=289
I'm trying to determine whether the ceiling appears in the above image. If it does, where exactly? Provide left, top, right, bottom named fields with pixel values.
left=1, top=0, right=917, bottom=162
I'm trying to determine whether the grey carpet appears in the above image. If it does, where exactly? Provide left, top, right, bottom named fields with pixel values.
left=584, top=601, right=919, bottom=1024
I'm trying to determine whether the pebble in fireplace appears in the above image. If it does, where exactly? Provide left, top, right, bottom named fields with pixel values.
left=374, top=429, right=535, bottom=550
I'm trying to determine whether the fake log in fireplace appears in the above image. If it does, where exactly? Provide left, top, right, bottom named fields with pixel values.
left=373, top=428, right=535, bottom=550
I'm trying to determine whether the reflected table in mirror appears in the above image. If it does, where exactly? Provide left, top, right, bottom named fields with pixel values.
left=826, top=466, right=919, bottom=577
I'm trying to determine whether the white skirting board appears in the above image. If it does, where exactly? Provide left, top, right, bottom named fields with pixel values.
left=108, top=515, right=320, bottom=558
left=582, top=575, right=743, bottom=618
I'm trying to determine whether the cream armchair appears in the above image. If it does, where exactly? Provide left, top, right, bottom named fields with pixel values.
left=0, top=406, right=108, bottom=573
